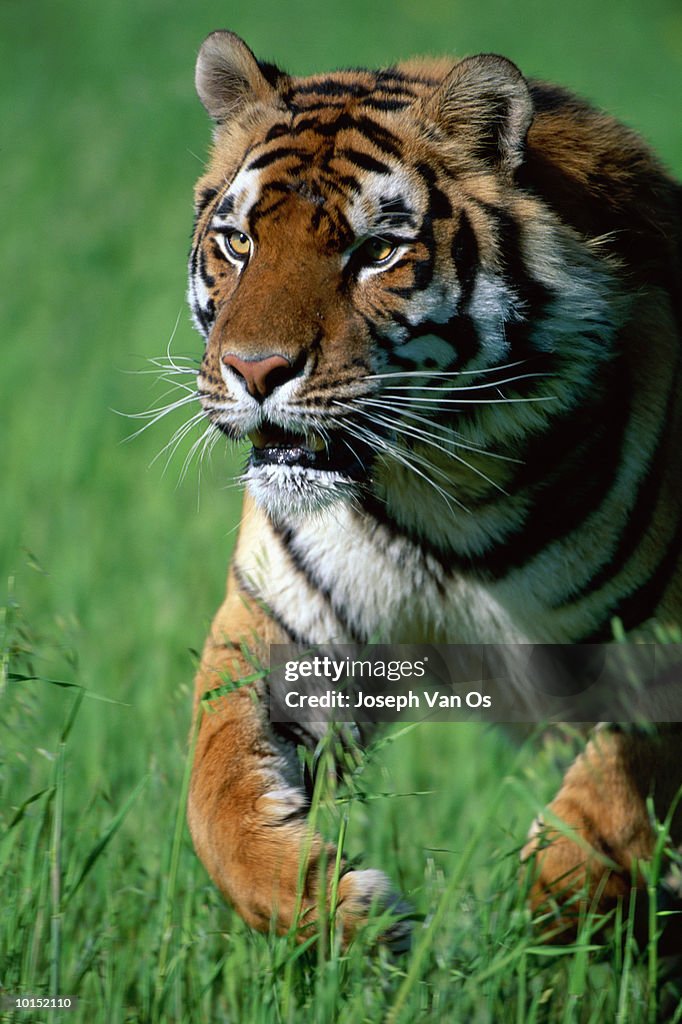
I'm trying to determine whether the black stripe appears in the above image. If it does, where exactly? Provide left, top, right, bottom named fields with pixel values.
left=245, top=179, right=317, bottom=211
left=247, top=146, right=302, bottom=171
left=257, top=59, right=287, bottom=90
left=351, top=116, right=403, bottom=158
left=215, top=193, right=235, bottom=218
left=344, top=318, right=404, bottom=364
left=557, top=374, right=677, bottom=604
left=264, top=121, right=291, bottom=143
left=323, top=172, right=362, bottom=195
left=310, top=203, right=354, bottom=247
left=191, top=297, right=211, bottom=338
left=288, top=99, right=352, bottom=115
left=356, top=493, right=453, bottom=571
left=247, top=195, right=289, bottom=236
left=362, top=98, right=412, bottom=112
left=382, top=260, right=413, bottom=280
left=379, top=196, right=412, bottom=218
left=385, top=285, right=419, bottom=298
left=473, top=361, right=631, bottom=580
left=359, top=365, right=632, bottom=588
left=188, top=241, right=199, bottom=277
left=199, top=248, right=215, bottom=288
left=232, top=564, right=308, bottom=646
left=286, top=77, right=421, bottom=101
left=375, top=67, right=441, bottom=88
left=336, top=148, right=390, bottom=175
left=291, top=112, right=403, bottom=160
left=409, top=252, right=435, bottom=291
left=293, top=115, right=338, bottom=135
left=464, top=197, right=561, bottom=369
left=579, top=512, right=682, bottom=641
left=195, top=186, right=218, bottom=218
left=286, top=79, right=373, bottom=99
left=452, top=211, right=479, bottom=313
left=272, top=524, right=367, bottom=643
left=203, top=298, right=215, bottom=328
left=415, top=162, right=452, bottom=221
left=470, top=199, right=554, bottom=340
left=192, top=188, right=218, bottom=236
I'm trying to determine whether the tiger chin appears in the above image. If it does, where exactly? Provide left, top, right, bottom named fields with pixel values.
left=185, top=30, right=682, bottom=949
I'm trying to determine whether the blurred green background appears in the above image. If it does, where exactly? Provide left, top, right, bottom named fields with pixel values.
left=1, top=0, right=681, bottom=1017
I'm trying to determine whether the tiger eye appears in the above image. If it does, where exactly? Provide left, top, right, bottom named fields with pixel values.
left=226, top=230, right=252, bottom=259
left=362, top=237, right=396, bottom=263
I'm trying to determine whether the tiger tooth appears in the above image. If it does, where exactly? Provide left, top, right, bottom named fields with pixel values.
left=247, top=429, right=266, bottom=449
left=306, top=433, right=326, bottom=452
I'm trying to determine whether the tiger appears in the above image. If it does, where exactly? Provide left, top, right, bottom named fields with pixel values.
left=185, top=29, right=682, bottom=946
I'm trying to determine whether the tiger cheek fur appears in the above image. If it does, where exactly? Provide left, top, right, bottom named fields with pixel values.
left=186, top=30, right=682, bottom=945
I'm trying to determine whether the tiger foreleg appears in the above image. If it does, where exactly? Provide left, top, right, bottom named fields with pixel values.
left=187, top=597, right=410, bottom=949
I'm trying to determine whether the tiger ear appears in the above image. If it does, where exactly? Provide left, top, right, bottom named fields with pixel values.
left=195, top=30, right=284, bottom=123
left=422, top=54, right=533, bottom=173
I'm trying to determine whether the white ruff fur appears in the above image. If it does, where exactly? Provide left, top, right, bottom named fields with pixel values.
left=238, top=500, right=524, bottom=645
left=246, top=464, right=360, bottom=521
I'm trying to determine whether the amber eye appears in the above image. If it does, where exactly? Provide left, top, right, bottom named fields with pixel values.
left=359, top=237, right=397, bottom=264
left=222, top=229, right=252, bottom=261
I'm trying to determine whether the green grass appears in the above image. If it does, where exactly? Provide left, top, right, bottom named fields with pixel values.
left=2, top=0, right=682, bottom=1021
left=3, top=606, right=682, bottom=1023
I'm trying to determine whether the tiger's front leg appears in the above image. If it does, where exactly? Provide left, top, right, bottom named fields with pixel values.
left=187, top=573, right=409, bottom=947
left=523, top=726, right=682, bottom=930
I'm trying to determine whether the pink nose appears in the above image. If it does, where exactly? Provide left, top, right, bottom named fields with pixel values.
left=221, top=352, right=294, bottom=400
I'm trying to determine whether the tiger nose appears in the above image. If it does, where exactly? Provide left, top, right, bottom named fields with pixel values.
left=221, top=352, right=295, bottom=400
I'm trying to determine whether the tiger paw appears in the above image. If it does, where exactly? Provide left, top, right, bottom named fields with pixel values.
left=335, top=869, right=413, bottom=953
left=521, top=731, right=657, bottom=932
left=521, top=808, right=636, bottom=933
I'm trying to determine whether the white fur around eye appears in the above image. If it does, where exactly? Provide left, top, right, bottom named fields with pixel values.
left=355, top=244, right=407, bottom=281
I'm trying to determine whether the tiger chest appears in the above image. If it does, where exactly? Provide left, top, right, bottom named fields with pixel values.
left=237, top=503, right=526, bottom=646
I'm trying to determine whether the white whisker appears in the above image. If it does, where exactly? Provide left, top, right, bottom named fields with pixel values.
left=373, top=393, right=557, bottom=407
left=352, top=398, right=522, bottom=464
left=118, top=393, right=199, bottom=445
left=339, top=417, right=469, bottom=514
left=150, top=409, right=207, bottom=473
left=377, top=370, right=552, bottom=393
left=364, top=359, right=532, bottom=381
left=344, top=404, right=509, bottom=495
left=122, top=362, right=198, bottom=377
left=120, top=391, right=197, bottom=421
left=156, top=377, right=199, bottom=396
left=178, top=421, right=220, bottom=486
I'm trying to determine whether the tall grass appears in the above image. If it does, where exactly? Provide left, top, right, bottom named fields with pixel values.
left=2, top=0, right=682, bottom=1020
left=2, top=601, right=682, bottom=1022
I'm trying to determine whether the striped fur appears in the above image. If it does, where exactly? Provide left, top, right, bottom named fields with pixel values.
left=186, top=31, right=682, bottom=942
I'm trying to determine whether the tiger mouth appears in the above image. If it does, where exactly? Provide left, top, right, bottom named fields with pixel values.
left=246, top=424, right=371, bottom=479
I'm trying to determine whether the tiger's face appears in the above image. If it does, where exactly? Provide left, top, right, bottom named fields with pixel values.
left=189, top=33, right=617, bottom=528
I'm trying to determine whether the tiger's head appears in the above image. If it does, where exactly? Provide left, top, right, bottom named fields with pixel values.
left=189, top=31, right=618, bottom=534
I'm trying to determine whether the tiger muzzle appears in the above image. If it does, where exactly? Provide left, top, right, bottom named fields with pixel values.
left=246, top=422, right=372, bottom=479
